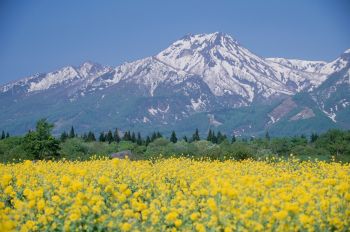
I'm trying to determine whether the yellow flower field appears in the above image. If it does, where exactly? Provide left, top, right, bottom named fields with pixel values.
left=0, top=158, right=349, bottom=231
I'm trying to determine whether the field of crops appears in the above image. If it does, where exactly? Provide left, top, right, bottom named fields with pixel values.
left=1, top=158, right=349, bottom=231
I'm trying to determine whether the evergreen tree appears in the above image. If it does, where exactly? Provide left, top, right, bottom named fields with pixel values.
left=217, top=131, right=226, bottom=144
left=265, top=131, right=270, bottom=141
left=212, top=132, right=218, bottom=144
left=60, top=131, right=68, bottom=142
left=231, top=134, right=236, bottom=143
left=1, top=130, right=5, bottom=140
left=145, top=136, right=151, bottom=146
left=156, top=132, right=162, bottom=138
left=310, top=133, right=318, bottom=143
left=114, top=128, right=121, bottom=143
left=183, top=135, right=188, bottom=142
left=123, top=131, right=130, bottom=141
left=6, top=132, right=9, bottom=138
left=106, top=130, right=113, bottom=144
left=131, top=132, right=136, bottom=143
left=170, top=131, right=177, bottom=143
left=99, top=132, right=106, bottom=142
left=192, top=128, right=200, bottom=142
left=136, top=132, right=143, bottom=145
left=69, top=126, right=75, bottom=138
left=82, top=133, right=88, bottom=141
left=87, top=131, right=96, bottom=142
left=151, top=132, right=157, bottom=142
left=207, top=129, right=213, bottom=142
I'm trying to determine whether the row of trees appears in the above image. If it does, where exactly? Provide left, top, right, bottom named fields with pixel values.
left=1, top=119, right=350, bottom=162
left=58, top=126, right=318, bottom=148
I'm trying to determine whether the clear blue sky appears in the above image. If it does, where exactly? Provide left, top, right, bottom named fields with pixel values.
left=0, top=0, right=349, bottom=85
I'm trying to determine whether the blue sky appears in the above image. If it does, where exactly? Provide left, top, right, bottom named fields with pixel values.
left=0, top=0, right=349, bottom=84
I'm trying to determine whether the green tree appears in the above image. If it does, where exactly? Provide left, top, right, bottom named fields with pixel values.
left=99, top=132, right=106, bottom=142
left=6, top=132, right=10, bottom=138
left=86, top=131, right=95, bottom=142
left=106, top=130, right=113, bottom=144
left=123, top=131, right=130, bottom=141
left=207, top=129, right=213, bottom=142
left=114, top=128, right=121, bottom=143
left=265, top=131, right=270, bottom=141
left=23, top=119, right=60, bottom=160
left=131, top=132, right=136, bottom=143
left=151, top=132, right=157, bottom=142
left=136, top=132, right=143, bottom=145
left=217, top=131, right=227, bottom=144
left=170, top=131, right=177, bottom=143
left=60, top=131, right=68, bottom=142
left=1, top=131, right=5, bottom=140
left=231, top=134, right=236, bottom=143
left=69, top=126, right=75, bottom=138
left=145, top=136, right=151, bottom=146
left=182, top=136, right=188, bottom=142
left=310, top=133, right=318, bottom=143
left=82, top=133, right=88, bottom=141
left=192, top=128, right=200, bottom=142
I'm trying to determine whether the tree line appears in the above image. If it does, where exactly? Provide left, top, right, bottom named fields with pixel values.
left=1, top=119, right=350, bottom=162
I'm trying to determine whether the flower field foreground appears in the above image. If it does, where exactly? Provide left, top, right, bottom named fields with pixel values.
left=1, top=158, right=349, bottom=232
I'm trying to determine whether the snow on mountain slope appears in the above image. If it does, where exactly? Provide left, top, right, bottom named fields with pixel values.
left=0, top=62, right=112, bottom=94
left=89, top=57, right=191, bottom=96
left=319, top=49, right=350, bottom=75
left=156, top=32, right=324, bottom=102
left=266, top=58, right=327, bottom=74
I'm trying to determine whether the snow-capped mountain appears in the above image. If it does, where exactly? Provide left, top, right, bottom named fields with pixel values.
left=0, top=61, right=112, bottom=95
left=266, top=58, right=327, bottom=74
left=156, top=32, right=328, bottom=102
left=0, top=33, right=349, bottom=136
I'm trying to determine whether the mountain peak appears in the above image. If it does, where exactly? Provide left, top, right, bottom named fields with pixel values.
left=177, top=32, right=238, bottom=48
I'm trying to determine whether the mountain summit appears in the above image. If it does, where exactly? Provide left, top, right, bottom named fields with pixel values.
left=0, top=33, right=349, bottom=136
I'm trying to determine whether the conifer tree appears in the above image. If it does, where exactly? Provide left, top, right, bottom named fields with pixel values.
left=192, top=128, right=200, bottom=142
left=114, top=128, right=121, bottom=143
left=59, top=131, right=68, bottom=142
left=106, top=130, right=113, bottom=144
left=310, top=133, right=318, bottom=143
left=156, top=132, right=162, bottom=138
left=69, top=126, right=75, bottom=138
left=231, top=134, right=236, bottom=143
left=82, top=133, right=88, bottom=141
left=145, top=136, right=151, bottom=146
left=183, top=135, right=188, bottom=142
left=87, top=131, right=96, bottom=142
left=123, top=131, right=129, bottom=141
left=212, top=132, right=218, bottom=144
left=265, top=131, right=270, bottom=141
left=136, top=132, right=143, bottom=145
left=1, top=130, right=5, bottom=140
left=6, top=132, right=10, bottom=138
left=217, top=131, right=224, bottom=143
left=207, top=129, right=213, bottom=142
left=131, top=132, right=136, bottom=143
left=99, top=132, right=106, bottom=142
left=170, top=131, right=177, bottom=143
left=151, top=132, right=157, bottom=142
